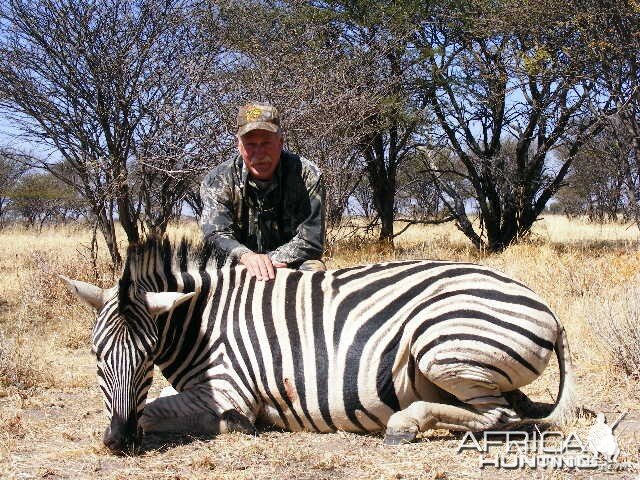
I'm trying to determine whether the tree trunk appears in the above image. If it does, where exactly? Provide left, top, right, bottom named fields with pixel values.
left=364, top=132, right=397, bottom=248
left=94, top=208, right=122, bottom=266
left=377, top=187, right=395, bottom=246
left=326, top=203, right=345, bottom=229
left=116, top=194, right=140, bottom=244
left=0, top=199, right=6, bottom=228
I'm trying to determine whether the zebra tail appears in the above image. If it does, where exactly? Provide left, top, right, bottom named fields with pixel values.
left=540, top=324, right=577, bottom=426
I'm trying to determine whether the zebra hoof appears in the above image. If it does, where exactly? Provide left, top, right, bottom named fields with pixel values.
left=383, top=428, right=417, bottom=445
left=221, top=410, right=257, bottom=435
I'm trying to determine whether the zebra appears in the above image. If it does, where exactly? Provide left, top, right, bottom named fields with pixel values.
left=60, top=236, right=575, bottom=453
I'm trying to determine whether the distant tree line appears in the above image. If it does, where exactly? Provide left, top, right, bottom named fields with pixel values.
left=0, top=0, right=638, bottom=263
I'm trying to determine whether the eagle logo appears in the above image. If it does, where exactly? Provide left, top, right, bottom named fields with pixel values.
left=246, top=107, right=264, bottom=122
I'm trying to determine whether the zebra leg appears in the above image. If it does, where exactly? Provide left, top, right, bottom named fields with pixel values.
left=140, top=386, right=256, bottom=436
left=384, top=399, right=521, bottom=445
left=385, top=360, right=522, bottom=444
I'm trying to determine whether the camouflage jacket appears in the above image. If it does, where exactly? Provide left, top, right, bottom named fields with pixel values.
left=200, top=151, right=325, bottom=266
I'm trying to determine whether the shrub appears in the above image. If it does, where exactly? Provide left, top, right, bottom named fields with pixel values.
left=592, top=285, right=640, bottom=379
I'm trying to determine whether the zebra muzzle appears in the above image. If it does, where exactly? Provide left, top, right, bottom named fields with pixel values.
left=103, top=412, right=141, bottom=455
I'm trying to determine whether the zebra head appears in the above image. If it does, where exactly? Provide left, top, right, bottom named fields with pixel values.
left=60, top=274, right=194, bottom=454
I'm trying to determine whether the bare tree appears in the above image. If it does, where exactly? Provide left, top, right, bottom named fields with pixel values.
left=414, top=0, right=625, bottom=251
left=0, top=0, right=224, bottom=263
left=396, top=153, right=449, bottom=225
left=300, top=1, right=441, bottom=244
left=599, top=2, right=640, bottom=228
left=549, top=132, right=627, bottom=221
left=615, top=105, right=640, bottom=226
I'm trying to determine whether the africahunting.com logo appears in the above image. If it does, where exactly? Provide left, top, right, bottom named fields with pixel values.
left=457, top=412, right=632, bottom=470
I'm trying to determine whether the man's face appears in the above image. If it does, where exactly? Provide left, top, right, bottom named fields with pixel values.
left=237, top=129, right=284, bottom=181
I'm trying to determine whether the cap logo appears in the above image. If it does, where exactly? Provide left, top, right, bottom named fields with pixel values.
left=245, top=107, right=263, bottom=122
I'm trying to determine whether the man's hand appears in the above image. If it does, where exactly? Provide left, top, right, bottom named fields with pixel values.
left=239, top=252, right=287, bottom=281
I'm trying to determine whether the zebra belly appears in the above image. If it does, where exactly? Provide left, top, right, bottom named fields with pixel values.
left=257, top=395, right=394, bottom=433
left=255, top=361, right=449, bottom=433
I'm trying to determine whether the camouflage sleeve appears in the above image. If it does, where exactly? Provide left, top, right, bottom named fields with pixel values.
left=268, top=168, right=325, bottom=265
left=200, top=167, right=252, bottom=261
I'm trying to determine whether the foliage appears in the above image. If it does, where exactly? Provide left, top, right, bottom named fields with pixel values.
left=7, top=172, right=86, bottom=228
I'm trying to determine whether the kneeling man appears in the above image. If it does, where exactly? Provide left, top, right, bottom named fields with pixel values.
left=200, top=102, right=326, bottom=280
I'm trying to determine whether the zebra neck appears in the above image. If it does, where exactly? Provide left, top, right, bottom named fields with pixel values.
left=153, top=267, right=245, bottom=389
left=152, top=266, right=215, bottom=374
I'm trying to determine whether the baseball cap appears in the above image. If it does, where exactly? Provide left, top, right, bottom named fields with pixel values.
left=237, top=102, right=281, bottom=136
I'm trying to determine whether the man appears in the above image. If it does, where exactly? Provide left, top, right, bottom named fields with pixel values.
left=200, top=102, right=325, bottom=281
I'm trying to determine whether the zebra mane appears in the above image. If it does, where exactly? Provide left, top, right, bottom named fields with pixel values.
left=122, top=235, right=219, bottom=282
left=117, top=235, right=220, bottom=311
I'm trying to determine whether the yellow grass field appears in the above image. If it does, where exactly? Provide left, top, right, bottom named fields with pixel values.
left=1, top=215, right=639, bottom=479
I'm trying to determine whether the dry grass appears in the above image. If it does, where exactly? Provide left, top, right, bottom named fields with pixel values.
left=1, top=216, right=640, bottom=479
left=0, top=333, right=56, bottom=390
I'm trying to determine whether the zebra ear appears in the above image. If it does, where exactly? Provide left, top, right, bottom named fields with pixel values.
left=144, top=291, right=196, bottom=316
left=59, top=275, right=109, bottom=310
